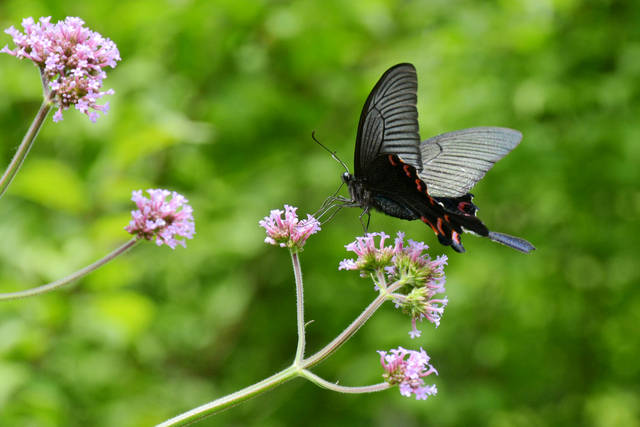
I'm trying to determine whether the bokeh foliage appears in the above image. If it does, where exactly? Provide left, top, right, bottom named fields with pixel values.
left=0, top=0, right=638, bottom=426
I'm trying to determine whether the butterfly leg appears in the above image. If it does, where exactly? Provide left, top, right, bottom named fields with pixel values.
left=315, top=195, right=350, bottom=218
left=359, top=208, right=371, bottom=233
left=318, top=204, right=344, bottom=225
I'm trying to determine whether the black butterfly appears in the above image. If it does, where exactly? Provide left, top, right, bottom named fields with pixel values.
left=327, top=63, right=534, bottom=253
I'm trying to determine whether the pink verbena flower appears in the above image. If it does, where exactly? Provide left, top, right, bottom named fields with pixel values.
left=125, top=189, right=195, bottom=249
left=340, top=232, right=448, bottom=337
left=259, top=205, right=320, bottom=250
left=338, top=232, right=395, bottom=277
left=387, top=232, right=448, bottom=291
left=397, top=287, right=449, bottom=338
left=2, top=16, right=121, bottom=122
left=378, top=347, right=438, bottom=400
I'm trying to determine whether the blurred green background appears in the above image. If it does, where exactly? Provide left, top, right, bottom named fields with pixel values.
left=0, top=0, right=638, bottom=426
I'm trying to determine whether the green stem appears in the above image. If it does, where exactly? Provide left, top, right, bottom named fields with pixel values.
left=302, top=279, right=404, bottom=367
left=291, top=250, right=306, bottom=363
left=157, top=271, right=403, bottom=425
left=156, top=365, right=301, bottom=426
left=0, top=238, right=140, bottom=301
left=301, top=369, right=389, bottom=394
left=0, top=99, right=52, bottom=199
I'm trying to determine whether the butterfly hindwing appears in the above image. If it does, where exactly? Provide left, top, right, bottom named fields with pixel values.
left=362, top=155, right=488, bottom=252
left=419, top=127, right=522, bottom=198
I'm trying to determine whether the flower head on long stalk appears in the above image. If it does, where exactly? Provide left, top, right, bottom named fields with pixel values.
left=340, top=232, right=448, bottom=338
left=378, top=346, right=438, bottom=400
left=259, top=205, right=320, bottom=251
left=2, top=16, right=121, bottom=122
left=125, top=189, right=195, bottom=249
left=338, top=232, right=395, bottom=277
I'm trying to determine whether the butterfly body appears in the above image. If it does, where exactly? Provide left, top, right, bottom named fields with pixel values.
left=342, top=63, right=534, bottom=253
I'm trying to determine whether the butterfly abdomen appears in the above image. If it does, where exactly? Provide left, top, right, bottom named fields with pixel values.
left=372, top=195, right=419, bottom=220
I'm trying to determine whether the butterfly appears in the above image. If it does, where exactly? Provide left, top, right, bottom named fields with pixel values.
left=322, top=63, right=534, bottom=253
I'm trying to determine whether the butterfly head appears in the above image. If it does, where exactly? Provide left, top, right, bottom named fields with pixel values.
left=341, top=171, right=368, bottom=207
left=342, top=171, right=360, bottom=201
left=341, top=172, right=353, bottom=184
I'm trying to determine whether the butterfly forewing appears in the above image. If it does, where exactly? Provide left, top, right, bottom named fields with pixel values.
left=354, top=63, right=421, bottom=175
left=419, top=127, right=522, bottom=198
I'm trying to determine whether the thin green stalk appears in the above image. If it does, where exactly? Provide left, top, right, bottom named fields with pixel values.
left=291, top=250, right=306, bottom=363
left=300, top=369, right=389, bottom=394
left=0, top=99, right=52, bottom=199
left=156, top=365, right=301, bottom=426
left=158, top=269, right=401, bottom=425
left=302, top=279, right=404, bottom=367
left=0, top=238, right=140, bottom=301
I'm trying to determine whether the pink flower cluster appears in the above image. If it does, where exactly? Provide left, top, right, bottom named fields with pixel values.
left=2, top=16, right=121, bottom=122
left=338, top=232, right=395, bottom=276
left=387, top=232, right=448, bottom=290
left=259, top=205, right=320, bottom=250
left=378, top=347, right=438, bottom=400
left=340, top=232, right=448, bottom=338
left=403, top=290, right=449, bottom=339
left=125, top=189, right=195, bottom=249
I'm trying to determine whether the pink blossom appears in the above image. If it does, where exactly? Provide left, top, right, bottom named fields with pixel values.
left=378, top=347, right=438, bottom=400
left=387, top=234, right=448, bottom=292
left=340, top=232, right=446, bottom=285
left=341, top=232, right=449, bottom=335
left=259, top=205, right=320, bottom=250
left=338, top=232, right=395, bottom=277
left=125, top=189, right=195, bottom=249
left=2, top=16, right=120, bottom=122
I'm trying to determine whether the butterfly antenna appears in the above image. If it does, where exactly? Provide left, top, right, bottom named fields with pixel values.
left=312, top=131, right=350, bottom=174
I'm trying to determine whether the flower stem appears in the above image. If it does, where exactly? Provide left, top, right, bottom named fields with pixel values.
left=157, top=272, right=403, bottom=425
left=0, top=238, right=140, bottom=301
left=302, top=279, right=404, bottom=367
left=0, top=98, right=52, bottom=200
left=300, top=369, right=389, bottom=394
left=375, top=269, right=388, bottom=290
left=291, top=250, right=306, bottom=363
left=156, top=365, right=301, bottom=426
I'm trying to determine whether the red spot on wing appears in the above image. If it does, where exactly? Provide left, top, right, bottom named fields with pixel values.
left=421, top=216, right=438, bottom=235
left=458, top=201, right=472, bottom=215
left=388, top=155, right=441, bottom=216
left=384, top=154, right=470, bottom=248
